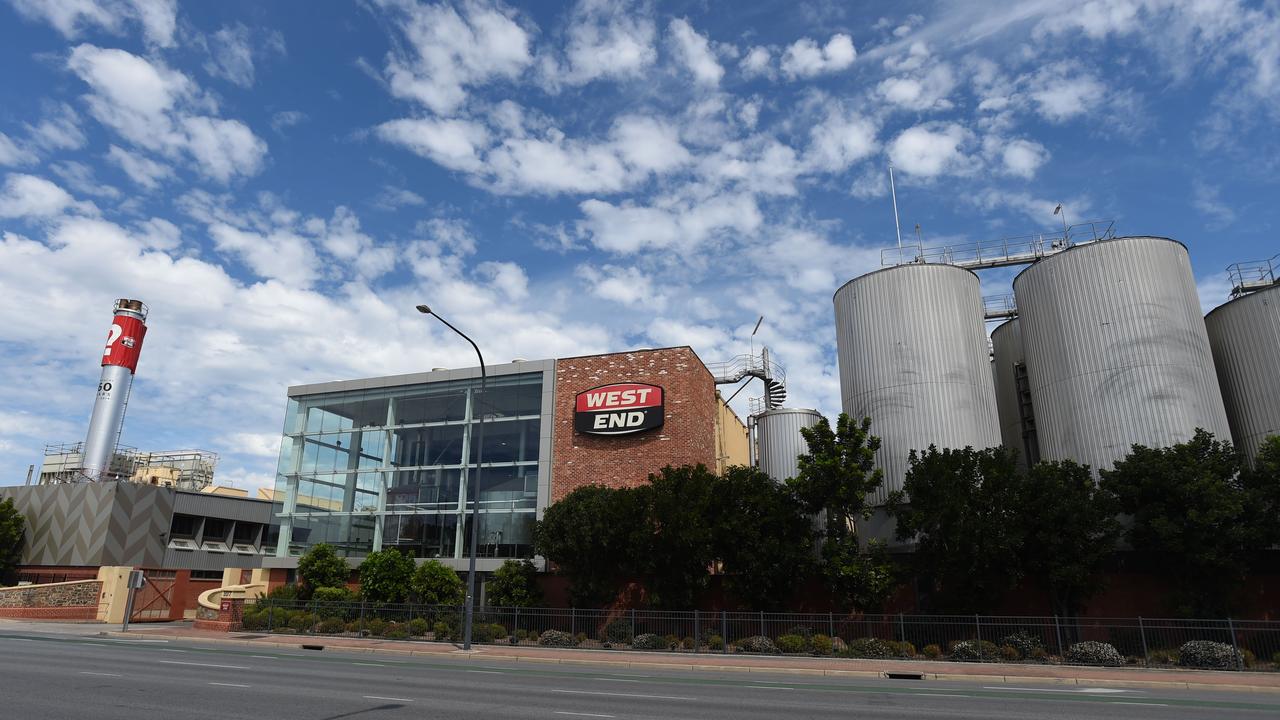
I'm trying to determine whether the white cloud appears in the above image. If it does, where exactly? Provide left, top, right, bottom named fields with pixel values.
left=0, top=173, right=96, bottom=219
left=888, top=123, right=972, bottom=177
left=270, top=110, right=307, bottom=133
left=877, top=63, right=956, bottom=111
left=1028, top=64, right=1107, bottom=122
left=0, top=133, right=37, bottom=166
left=577, top=192, right=762, bottom=254
left=1192, top=181, right=1236, bottom=228
left=740, top=46, right=771, bottom=77
left=26, top=104, right=87, bottom=152
left=645, top=317, right=731, bottom=351
left=68, top=45, right=269, bottom=182
left=1000, top=138, right=1049, bottom=178
left=375, top=117, right=490, bottom=173
left=668, top=18, right=723, bottom=86
left=202, top=23, right=286, bottom=88
left=375, top=186, right=427, bottom=210
left=51, top=160, right=121, bottom=199
left=780, top=33, right=856, bottom=78
left=208, top=222, right=320, bottom=288
left=106, top=144, right=172, bottom=189
left=805, top=109, right=878, bottom=172
left=379, top=0, right=532, bottom=115
left=478, top=260, right=529, bottom=300
left=545, top=0, right=657, bottom=87
left=575, top=263, right=658, bottom=306
left=9, top=0, right=177, bottom=47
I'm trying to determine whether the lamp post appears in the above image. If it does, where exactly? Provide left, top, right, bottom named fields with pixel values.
left=416, top=304, right=486, bottom=651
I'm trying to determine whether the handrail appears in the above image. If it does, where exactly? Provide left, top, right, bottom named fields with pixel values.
left=881, top=220, right=1116, bottom=269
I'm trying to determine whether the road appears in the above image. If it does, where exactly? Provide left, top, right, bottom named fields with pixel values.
left=0, top=624, right=1276, bottom=719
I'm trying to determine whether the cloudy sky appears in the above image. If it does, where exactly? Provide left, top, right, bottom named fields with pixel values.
left=1, top=0, right=1277, bottom=490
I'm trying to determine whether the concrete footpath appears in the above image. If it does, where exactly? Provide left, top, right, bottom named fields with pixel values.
left=110, top=623, right=1280, bottom=694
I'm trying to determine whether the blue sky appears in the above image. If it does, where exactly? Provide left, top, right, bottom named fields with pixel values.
left=1, top=0, right=1277, bottom=490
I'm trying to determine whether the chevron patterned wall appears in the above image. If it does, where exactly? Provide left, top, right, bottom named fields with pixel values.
left=0, top=484, right=175, bottom=567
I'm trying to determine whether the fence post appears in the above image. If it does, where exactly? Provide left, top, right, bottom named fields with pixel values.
left=571, top=607, right=576, bottom=638
left=1053, top=615, right=1064, bottom=658
left=359, top=600, right=366, bottom=637
left=693, top=610, right=699, bottom=653
left=721, top=611, right=727, bottom=654
left=1227, top=617, right=1242, bottom=671
left=514, top=606, right=519, bottom=641
left=759, top=610, right=764, bottom=637
left=267, top=601, right=274, bottom=633
left=829, top=611, right=835, bottom=639
left=974, top=614, right=983, bottom=661
left=899, top=613, right=906, bottom=644
left=1138, top=616, right=1150, bottom=666
left=631, top=608, right=636, bottom=641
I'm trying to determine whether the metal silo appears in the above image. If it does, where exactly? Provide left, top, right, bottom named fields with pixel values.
left=1205, top=284, right=1280, bottom=465
left=1014, top=236, right=1230, bottom=471
left=755, top=408, right=824, bottom=483
left=991, top=318, right=1038, bottom=468
left=834, top=264, right=1000, bottom=503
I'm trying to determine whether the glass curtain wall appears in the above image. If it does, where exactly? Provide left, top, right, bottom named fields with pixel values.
left=271, top=373, right=541, bottom=560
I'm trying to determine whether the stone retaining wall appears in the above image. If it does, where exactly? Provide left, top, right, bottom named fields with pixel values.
left=0, top=580, right=102, bottom=609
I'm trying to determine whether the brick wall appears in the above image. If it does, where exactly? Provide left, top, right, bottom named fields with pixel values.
left=551, top=347, right=719, bottom=501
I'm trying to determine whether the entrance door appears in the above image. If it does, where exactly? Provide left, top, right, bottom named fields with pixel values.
left=130, top=570, right=177, bottom=621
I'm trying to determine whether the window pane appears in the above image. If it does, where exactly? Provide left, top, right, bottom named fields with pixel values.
left=396, top=389, right=467, bottom=425
left=387, top=468, right=462, bottom=508
left=384, top=513, right=457, bottom=559
left=392, top=425, right=465, bottom=467
left=471, top=419, right=539, bottom=464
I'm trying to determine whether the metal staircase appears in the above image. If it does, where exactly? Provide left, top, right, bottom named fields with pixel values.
left=706, top=347, right=787, bottom=413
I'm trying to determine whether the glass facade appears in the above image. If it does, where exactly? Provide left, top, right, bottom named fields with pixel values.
left=271, top=372, right=544, bottom=560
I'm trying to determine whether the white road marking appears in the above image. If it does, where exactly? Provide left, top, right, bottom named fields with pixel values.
left=209, top=682, right=251, bottom=688
left=250, top=655, right=277, bottom=659
left=363, top=695, right=415, bottom=702
left=912, top=693, right=972, bottom=698
left=1112, top=702, right=1169, bottom=707
left=746, top=685, right=794, bottom=690
left=158, top=660, right=251, bottom=669
left=468, top=670, right=503, bottom=674
left=551, top=690, right=695, bottom=701
left=158, top=648, right=188, bottom=653
left=353, top=662, right=385, bottom=667
left=595, top=678, right=640, bottom=682
left=1079, top=688, right=1135, bottom=694
left=79, top=671, right=123, bottom=677
left=101, top=639, right=169, bottom=644
left=554, top=713, right=616, bottom=718
left=985, top=686, right=1139, bottom=695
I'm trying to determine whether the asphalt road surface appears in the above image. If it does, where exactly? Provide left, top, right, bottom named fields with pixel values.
left=1, top=626, right=1277, bottom=719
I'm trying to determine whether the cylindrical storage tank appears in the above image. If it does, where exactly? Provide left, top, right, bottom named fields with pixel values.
left=991, top=318, right=1037, bottom=468
left=83, top=298, right=149, bottom=481
left=834, top=264, right=1000, bottom=503
left=1014, top=237, right=1230, bottom=471
left=755, top=408, right=824, bottom=483
left=1205, top=284, right=1280, bottom=465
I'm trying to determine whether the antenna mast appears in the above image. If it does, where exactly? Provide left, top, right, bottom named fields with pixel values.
left=889, top=164, right=903, bottom=248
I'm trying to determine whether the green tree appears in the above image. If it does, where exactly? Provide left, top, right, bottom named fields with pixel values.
left=411, top=559, right=464, bottom=605
left=296, top=543, right=350, bottom=598
left=790, top=414, right=895, bottom=611
left=1101, top=429, right=1252, bottom=616
left=1019, top=460, right=1121, bottom=616
left=635, top=464, right=720, bottom=609
left=0, top=498, right=24, bottom=585
left=358, top=549, right=415, bottom=604
left=888, top=446, right=1025, bottom=613
left=1242, top=435, right=1280, bottom=550
left=534, top=484, right=647, bottom=606
left=710, top=465, right=814, bottom=610
left=487, top=559, right=542, bottom=607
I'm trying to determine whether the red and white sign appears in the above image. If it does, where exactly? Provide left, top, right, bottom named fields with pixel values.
left=102, top=314, right=147, bottom=373
left=574, top=382, right=664, bottom=435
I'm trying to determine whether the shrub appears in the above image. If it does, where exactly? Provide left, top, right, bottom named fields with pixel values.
left=705, top=634, right=725, bottom=651
left=287, top=613, right=312, bottom=631
left=1177, top=641, right=1241, bottom=670
left=316, top=617, right=346, bottom=634
left=576, top=632, right=589, bottom=646
left=538, top=630, right=576, bottom=647
left=736, top=636, right=780, bottom=654
left=662, top=634, right=680, bottom=650
left=840, top=637, right=901, bottom=659
left=896, top=641, right=917, bottom=658
left=1065, top=641, right=1124, bottom=667
left=513, top=628, right=530, bottom=642
left=602, top=618, right=633, bottom=644
left=239, top=611, right=265, bottom=631
left=411, top=560, right=464, bottom=605
left=487, top=559, right=542, bottom=607
left=265, top=584, right=300, bottom=602
left=811, top=634, right=834, bottom=656
left=1272, top=651, right=1280, bottom=666
left=1000, top=644, right=1021, bottom=662
left=632, top=633, right=665, bottom=650
left=776, top=634, right=808, bottom=654
left=922, top=643, right=942, bottom=659
left=310, top=586, right=356, bottom=605
left=1000, top=631, right=1044, bottom=658
left=472, top=623, right=508, bottom=644
left=785, top=626, right=815, bottom=639
left=681, top=637, right=695, bottom=650
left=949, top=640, right=999, bottom=662
left=1241, top=649, right=1256, bottom=668
left=383, top=622, right=410, bottom=640
left=432, top=620, right=454, bottom=641
left=297, top=543, right=351, bottom=595
left=409, top=618, right=430, bottom=636
left=358, top=549, right=415, bottom=604
left=365, top=618, right=387, bottom=637
left=1029, top=647, right=1051, bottom=663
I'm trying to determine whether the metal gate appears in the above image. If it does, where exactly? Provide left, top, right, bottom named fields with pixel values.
left=130, top=570, right=177, bottom=621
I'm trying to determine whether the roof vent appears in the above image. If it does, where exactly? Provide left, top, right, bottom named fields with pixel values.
left=511, top=358, right=527, bottom=363
left=431, top=367, right=448, bottom=372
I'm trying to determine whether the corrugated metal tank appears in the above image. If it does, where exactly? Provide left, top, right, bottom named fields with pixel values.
left=1205, top=284, right=1280, bottom=465
left=1014, top=236, right=1231, bottom=471
left=755, top=408, right=824, bottom=483
left=834, top=264, right=1000, bottom=503
left=991, top=317, right=1034, bottom=468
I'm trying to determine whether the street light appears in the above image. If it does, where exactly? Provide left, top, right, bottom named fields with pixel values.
left=416, top=304, right=486, bottom=652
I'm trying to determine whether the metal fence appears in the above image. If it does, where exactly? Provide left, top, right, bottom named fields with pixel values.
left=241, top=600, right=1280, bottom=672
